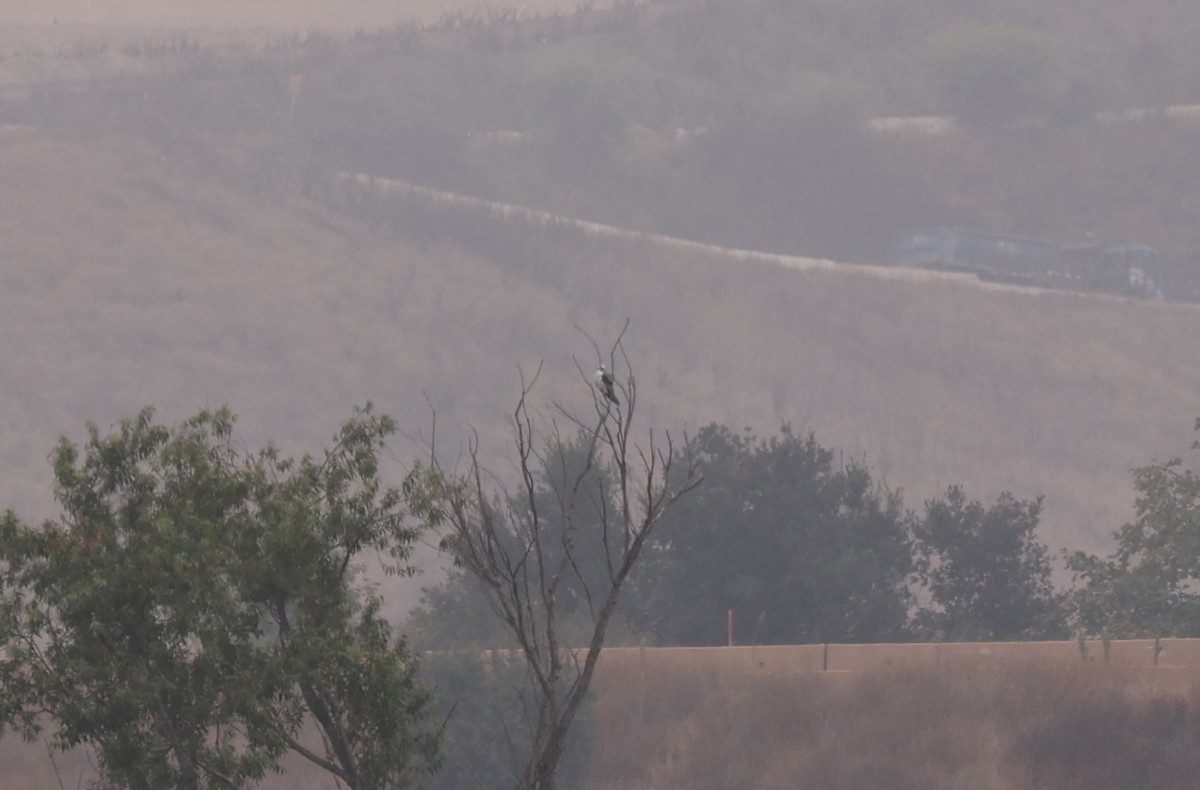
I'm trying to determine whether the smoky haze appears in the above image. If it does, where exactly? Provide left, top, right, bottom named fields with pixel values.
left=4, top=0, right=1200, bottom=786
left=0, top=0, right=1198, bottom=596
left=1, top=0, right=589, bottom=28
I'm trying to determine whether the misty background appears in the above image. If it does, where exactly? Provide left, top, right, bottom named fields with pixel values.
left=1, top=0, right=1199, bottom=622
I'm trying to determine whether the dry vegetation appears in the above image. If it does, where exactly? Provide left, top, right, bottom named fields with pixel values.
left=0, top=720, right=432, bottom=790
left=586, top=659, right=1200, bottom=789
left=0, top=120, right=1197, bottom=562
left=343, top=176, right=1200, bottom=553
left=9, top=656, right=1200, bottom=789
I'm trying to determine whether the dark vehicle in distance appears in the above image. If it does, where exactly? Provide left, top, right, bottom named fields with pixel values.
left=892, top=228, right=1163, bottom=299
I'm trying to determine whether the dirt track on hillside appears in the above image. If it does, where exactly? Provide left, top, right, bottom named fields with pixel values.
left=340, top=170, right=1113, bottom=300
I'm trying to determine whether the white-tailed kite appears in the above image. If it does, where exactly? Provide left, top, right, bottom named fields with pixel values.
left=595, top=365, right=619, bottom=405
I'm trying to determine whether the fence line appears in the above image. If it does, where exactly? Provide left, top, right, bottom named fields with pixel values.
left=596, top=638, right=1200, bottom=676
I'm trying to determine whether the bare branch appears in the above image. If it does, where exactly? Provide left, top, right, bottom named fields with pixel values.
left=426, top=333, right=699, bottom=790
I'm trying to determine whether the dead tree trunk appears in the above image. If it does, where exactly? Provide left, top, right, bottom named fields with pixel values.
left=424, top=334, right=701, bottom=790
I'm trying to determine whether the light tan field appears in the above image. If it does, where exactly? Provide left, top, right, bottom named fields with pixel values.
left=1, top=123, right=1198, bottom=556
left=7, top=640, right=1200, bottom=789
left=586, top=642, right=1200, bottom=789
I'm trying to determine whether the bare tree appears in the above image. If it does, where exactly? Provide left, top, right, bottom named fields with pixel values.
left=412, top=333, right=701, bottom=790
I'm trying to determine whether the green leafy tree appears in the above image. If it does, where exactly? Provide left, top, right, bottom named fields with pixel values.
left=640, top=424, right=913, bottom=646
left=1067, top=419, right=1200, bottom=639
left=0, top=406, right=438, bottom=789
left=912, top=486, right=1066, bottom=641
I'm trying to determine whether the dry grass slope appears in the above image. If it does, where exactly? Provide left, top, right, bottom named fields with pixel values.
left=10, top=642, right=1200, bottom=788
left=3, top=125, right=1199, bottom=557
left=587, top=655, right=1200, bottom=789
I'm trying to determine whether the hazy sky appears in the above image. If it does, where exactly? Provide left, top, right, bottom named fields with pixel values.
left=0, top=0, right=605, bottom=29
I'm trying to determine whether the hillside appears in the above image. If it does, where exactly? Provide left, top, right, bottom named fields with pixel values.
left=0, top=1, right=1196, bottom=583
left=334, top=170, right=1200, bottom=555
left=1, top=122, right=1198, bottom=561
left=8, top=0, right=1200, bottom=268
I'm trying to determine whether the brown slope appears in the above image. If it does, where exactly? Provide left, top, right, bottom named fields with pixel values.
left=337, top=170, right=1200, bottom=555
left=4, top=126, right=1200, bottom=562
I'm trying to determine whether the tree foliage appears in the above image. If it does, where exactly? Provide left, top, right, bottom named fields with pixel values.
left=912, top=486, right=1066, bottom=641
left=1067, top=419, right=1200, bottom=639
left=0, top=406, right=438, bottom=789
left=640, top=424, right=914, bottom=646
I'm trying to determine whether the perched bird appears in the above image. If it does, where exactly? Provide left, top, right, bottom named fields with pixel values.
left=595, top=365, right=619, bottom=405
